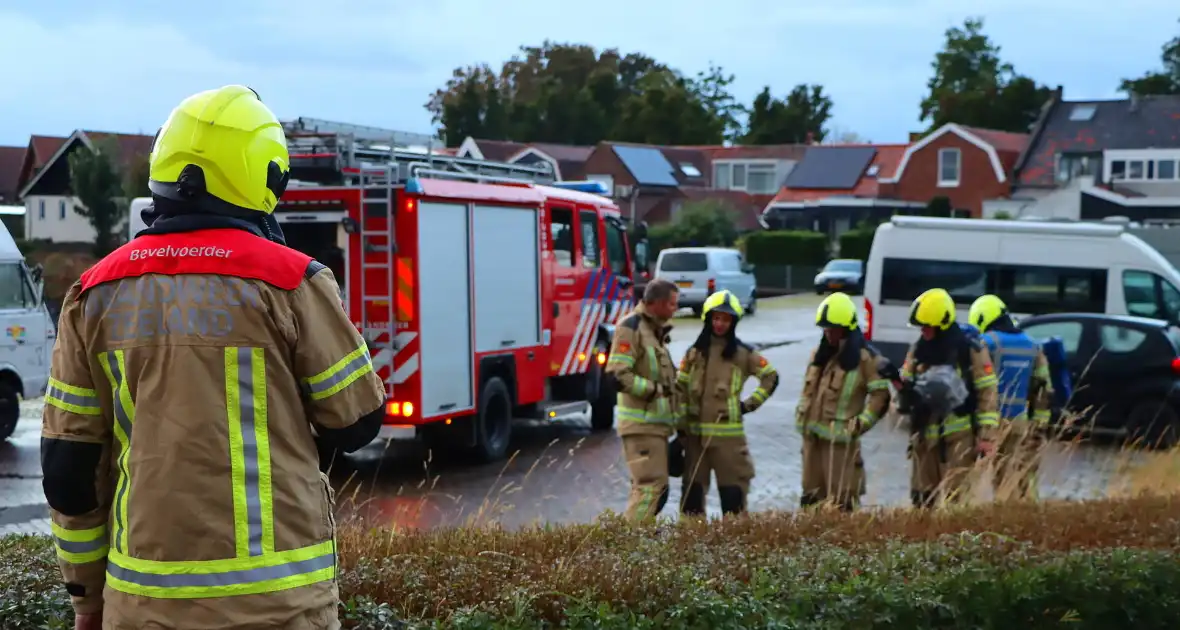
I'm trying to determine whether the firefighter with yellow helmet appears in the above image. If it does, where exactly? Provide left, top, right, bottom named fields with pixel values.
left=675, top=289, right=778, bottom=515
left=794, top=292, right=891, bottom=511
left=967, top=294, right=1053, bottom=500
left=899, top=288, right=1000, bottom=508
left=41, top=86, right=386, bottom=629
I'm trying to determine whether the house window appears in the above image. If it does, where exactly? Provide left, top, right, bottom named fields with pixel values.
left=714, top=163, right=731, bottom=189
left=1127, top=160, right=1145, bottom=180
left=679, top=163, right=701, bottom=178
left=1111, top=160, right=1126, bottom=180
left=59, top=200, right=66, bottom=220
left=938, top=148, right=960, bottom=186
left=1068, top=104, right=1097, bottom=121
left=1056, top=153, right=1101, bottom=183
left=38, top=200, right=45, bottom=220
left=712, top=161, right=777, bottom=193
left=746, top=164, right=777, bottom=193
left=1157, top=160, right=1177, bottom=180
left=732, top=163, right=747, bottom=188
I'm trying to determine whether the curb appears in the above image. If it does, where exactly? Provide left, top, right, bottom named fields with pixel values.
left=0, top=502, right=48, bottom=527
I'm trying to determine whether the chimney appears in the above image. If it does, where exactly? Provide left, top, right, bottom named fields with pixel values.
left=1130, top=92, right=1140, bottom=113
left=805, top=131, right=815, bottom=145
left=909, top=131, right=924, bottom=142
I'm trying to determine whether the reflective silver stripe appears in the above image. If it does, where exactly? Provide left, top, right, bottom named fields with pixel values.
left=55, top=537, right=107, bottom=554
left=107, top=552, right=335, bottom=588
left=235, top=347, right=265, bottom=557
left=303, top=351, right=370, bottom=397
left=46, top=384, right=99, bottom=408
left=109, top=357, right=133, bottom=554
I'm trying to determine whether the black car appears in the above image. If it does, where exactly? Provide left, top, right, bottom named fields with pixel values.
left=814, top=259, right=864, bottom=295
left=1018, top=312, right=1180, bottom=448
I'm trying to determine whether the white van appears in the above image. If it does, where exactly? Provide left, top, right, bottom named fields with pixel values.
left=863, top=216, right=1180, bottom=366
left=0, top=226, right=54, bottom=441
left=129, top=197, right=152, bottom=240
left=654, top=247, right=758, bottom=316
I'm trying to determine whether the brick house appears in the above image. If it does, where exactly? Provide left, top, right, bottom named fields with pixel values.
left=876, top=123, right=1030, bottom=217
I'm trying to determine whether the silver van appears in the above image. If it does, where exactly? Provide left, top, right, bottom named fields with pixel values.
left=654, top=247, right=757, bottom=316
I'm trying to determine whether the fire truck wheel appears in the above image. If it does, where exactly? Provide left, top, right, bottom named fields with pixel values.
left=473, top=377, right=513, bottom=462
left=590, top=377, right=616, bottom=431
left=0, top=382, right=18, bottom=441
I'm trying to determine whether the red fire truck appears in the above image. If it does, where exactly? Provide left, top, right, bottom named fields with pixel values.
left=272, top=119, right=648, bottom=462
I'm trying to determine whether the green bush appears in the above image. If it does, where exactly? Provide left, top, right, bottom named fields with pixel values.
left=837, top=226, right=876, bottom=261
left=744, top=230, right=827, bottom=266
left=6, top=496, right=1180, bottom=629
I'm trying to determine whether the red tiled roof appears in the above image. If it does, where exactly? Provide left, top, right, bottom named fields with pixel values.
left=961, top=126, right=1030, bottom=154
left=770, top=144, right=908, bottom=204
left=0, top=146, right=25, bottom=201
left=30, top=135, right=68, bottom=168
left=474, top=139, right=528, bottom=161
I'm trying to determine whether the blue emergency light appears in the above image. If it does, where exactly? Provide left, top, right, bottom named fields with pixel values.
left=549, top=180, right=610, bottom=196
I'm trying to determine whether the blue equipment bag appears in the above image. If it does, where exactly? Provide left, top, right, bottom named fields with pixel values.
left=1038, top=336, right=1073, bottom=410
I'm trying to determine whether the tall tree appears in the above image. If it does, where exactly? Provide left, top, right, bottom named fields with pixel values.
left=1120, top=19, right=1180, bottom=96
left=742, top=85, right=833, bottom=145
left=426, top=42, right=740, bottom=146
left=920, top=17, right=1053, bottom=133
left=67, top=138, right=124, bottom=256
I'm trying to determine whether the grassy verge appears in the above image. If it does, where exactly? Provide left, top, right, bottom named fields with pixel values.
left=5, top=495, right=1180, bottom=629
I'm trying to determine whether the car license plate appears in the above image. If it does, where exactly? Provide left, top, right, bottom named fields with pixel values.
left=676, top=281, right=693, bottom=288
left=828, top=281, right=842, bottom=288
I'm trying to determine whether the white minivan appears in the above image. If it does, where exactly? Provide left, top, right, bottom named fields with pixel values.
left=654, top=247, right=758, bottom=316
left=0, top=225, right=54, bottom=441
left=863, top=216, right=1180, bottom=366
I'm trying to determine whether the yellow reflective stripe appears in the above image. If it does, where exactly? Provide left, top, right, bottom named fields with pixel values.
left=857, top=410, right=879, bottom=431
left=105, top=542, right=335, bottom=599
left=866, top=378, right=889, bottom=392
left=99, top=350, right=134, bottom=555
left=976, top=411, right=999, bottom=427
left=975, top=374, right=998, bottom=389
left=617, top=404, right=675, bottom=425
left=1033, top=365, right=1050, bottom=379
left=755, top=365, right=776, bottom=378
left=835, top=369, right=859, bottom=420
left=800, top=421, right=854, bottom=442
left=922, top=414, right=977, bottom=438
left=46, top=377, right=101, bottom=415
left=728, top=368, right=742, bottom=420
left=690, top=422, right=745, bottom=437
left=607, top=353, right=634, bottom=367
left=51, top=522, right=108, bottom=564
left=302, top=345, right=373, bottom=401
left=1032, top=410, right=1051, bottom=425
left=225, top=347, right=274, bottom=558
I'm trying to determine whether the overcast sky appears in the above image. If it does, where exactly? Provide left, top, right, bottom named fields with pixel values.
left=0, top=1, right=1176, bottom=147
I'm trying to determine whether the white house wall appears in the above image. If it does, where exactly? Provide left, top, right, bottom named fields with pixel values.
left=24, top=194, right=97, bottom=242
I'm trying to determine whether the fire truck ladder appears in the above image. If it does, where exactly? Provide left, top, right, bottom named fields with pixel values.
left=283, top=117, right=557, bottom=185
left=358, top=166, right=397, bottom=397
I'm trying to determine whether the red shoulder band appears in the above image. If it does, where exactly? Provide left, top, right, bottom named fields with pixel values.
left=79, top=229, right=313, bottom=297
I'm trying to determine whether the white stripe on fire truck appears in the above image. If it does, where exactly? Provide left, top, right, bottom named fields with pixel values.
left=575, top=303, right=611, bottom=373
left=572, top=302, right=605, bottom=374
left=564, top=301, right=600, bottom=376
left=558, top=303, right=587, bottom=376
left=392, top=354, right=419, bottom=385
left=370, top=332, right=417, bottom=381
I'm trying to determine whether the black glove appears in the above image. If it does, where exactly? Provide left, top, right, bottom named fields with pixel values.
left=667, top=436, right=685, bottom=478
left=739, top=401, right=752, bottom=415
left=896, top=382, right=916, bottom=414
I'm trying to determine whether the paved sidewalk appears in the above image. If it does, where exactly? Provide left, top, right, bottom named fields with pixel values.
left=0, top=400, right=50, bottom=533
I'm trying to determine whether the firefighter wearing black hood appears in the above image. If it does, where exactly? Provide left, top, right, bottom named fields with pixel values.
left=675, top=290, right=778, bottom=516
left=899, top=288, right=1000, bottom=508
left=795, top=292, right=892, bottom=511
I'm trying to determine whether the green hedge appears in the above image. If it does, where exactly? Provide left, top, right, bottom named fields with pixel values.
left=6, top=495, right=1180, bottom=629
left=837, top=226, right=876, bottom=261
left=744, top=230, right=828, bottom=266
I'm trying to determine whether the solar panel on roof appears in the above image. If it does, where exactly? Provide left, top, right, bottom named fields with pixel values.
left=783, top=146, right=876, bottom=190
left=613, top=145, right=680, bottom=186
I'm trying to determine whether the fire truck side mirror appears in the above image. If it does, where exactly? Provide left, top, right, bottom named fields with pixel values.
left=342, top=217, right=359, bottom=234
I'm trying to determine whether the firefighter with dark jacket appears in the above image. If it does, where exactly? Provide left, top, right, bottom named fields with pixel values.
left=899, top=288, right=1000, bottom=508
left=795, top=292, right=891, bottom=511
left=40, top=86, right=386, bottom=630
left=605, top=278, right=681, bottom=521
left=967, top=294, right=1053, bottom=500
left=675, top=290, right=778, bottom=516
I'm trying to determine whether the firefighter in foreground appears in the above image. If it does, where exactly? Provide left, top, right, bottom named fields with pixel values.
left=967, top=294, right=1053, bottom=500
left=606, top=279, right=681, bottom=520
left=899, top=288, right=1000, bottom=508
left=794, top=292, right=891, bottom=511
left=675, top=290, right=778, bottom=516
left=40, top=86, right=386, bottom=630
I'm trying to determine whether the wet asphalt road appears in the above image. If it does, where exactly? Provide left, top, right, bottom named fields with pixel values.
left=0, top=295, right=1151, bottom=531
